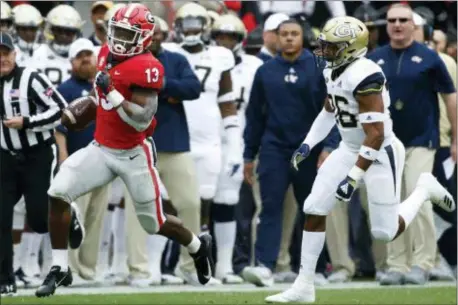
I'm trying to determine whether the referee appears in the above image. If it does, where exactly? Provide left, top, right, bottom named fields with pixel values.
left=0, top=32, right=67, bottom=295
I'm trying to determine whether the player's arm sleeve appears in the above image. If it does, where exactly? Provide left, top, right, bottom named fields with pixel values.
left=23, top=72, right=68, bottom=132
left=352, top=72, right=385, bottom=97
left=243, top=68, right=266, bottom=162
left=433, top=54, right=456, bottom=94
left=161, top=53, right=201, bottom=101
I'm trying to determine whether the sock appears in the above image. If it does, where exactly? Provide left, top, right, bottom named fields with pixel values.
left=187, top=235, right=201, bottom=254
left=13, top=243, right=21, bottom=271
left=22, top=232, right=42, bottom=276
left=51, top=249, right=68, bottom=271
left=214, top=221, right=236, bottom=275
left=97, top=205, right=114, bottom=277
left=399, top=188, right=429, bottom=227
left=147, top=234, right=167, bottom=277
left=111, top=207, right=127, bottom=275
left=40, top=234, right=53, bottom=276
left=296, top=231, right=326, bottom=285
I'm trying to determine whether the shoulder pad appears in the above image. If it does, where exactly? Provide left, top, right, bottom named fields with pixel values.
left=210, top=46, right=235, bottom=72
left=346, top=58, right=384, bottom=91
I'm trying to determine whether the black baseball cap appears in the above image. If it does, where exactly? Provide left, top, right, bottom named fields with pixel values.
left=0, top=32, right=14, bottom=51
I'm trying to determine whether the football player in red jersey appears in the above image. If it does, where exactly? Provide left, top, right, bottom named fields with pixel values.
left=36, top=4, right=214, bottom=297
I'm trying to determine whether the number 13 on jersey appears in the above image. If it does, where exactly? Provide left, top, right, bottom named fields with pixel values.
left=145, top=67, right=159, bottom=83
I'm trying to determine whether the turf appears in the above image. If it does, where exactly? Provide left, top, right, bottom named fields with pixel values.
left=3, top=287, right=456, bottom=304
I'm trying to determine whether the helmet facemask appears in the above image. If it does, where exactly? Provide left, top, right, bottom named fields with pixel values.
left=50, top=26, right=79, bottom=56
left=108, top=19, right=153, bottom=56
left=175, top=16, right=207, bottom=47
left=15, top=26, right=41, bottom=53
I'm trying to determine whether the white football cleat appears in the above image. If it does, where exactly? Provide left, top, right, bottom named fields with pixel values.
left=417, top=173, right=456, bottom=212
left=242, top=266, right=274, bottom=287
left=216, top=272, right=244, bottom=284
left=161, top=274, right=184, bottom=285
left=265, top=284, right=315, bottom=303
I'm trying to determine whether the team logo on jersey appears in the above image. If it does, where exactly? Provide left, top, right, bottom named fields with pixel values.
left=411, top=56, right=423, bottom=63
left=394, top=99, right=404, bottom=110
left=376, top=59, right=385, bottom=65
left=334, top=24, right=356, bottom=39
left=284, top=68, right=298, bottom=83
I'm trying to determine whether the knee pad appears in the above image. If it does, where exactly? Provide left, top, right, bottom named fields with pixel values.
left=369, top=202, right=399, bottom=242
left=109, top=177, right=124, bottom=205
left=213, top=189, right=240, bottom=205
left=134, top=200, right=162, bottom=234
left=13, top=199, right=26, bottom=230
left=302, top=193, right=333, bottom=216
left=47, top=172, right=73, bottom=203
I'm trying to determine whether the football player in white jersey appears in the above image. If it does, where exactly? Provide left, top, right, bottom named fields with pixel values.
left=0, top=1, right=13, bottom=32
left=266, top=16, right=455, bottom=303
left=12, top=4, right=44, bottom=67
left=163, top=2, right=242, bottom=284
left=32, top=4, right=83, bottom=86
left=210, top=14, right=262, bottom=284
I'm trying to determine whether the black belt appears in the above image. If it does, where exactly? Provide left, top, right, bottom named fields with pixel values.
left=1, top=138, right=54, bottom=158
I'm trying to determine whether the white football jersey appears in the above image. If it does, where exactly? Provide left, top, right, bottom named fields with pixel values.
left=163, top=43, right=235, bottom=147
left=324, top=57, right=394, bottom=151
left=32, top=44, right=71, bottom=86
left=15, top=45, right=41, bottom=68
left=229, top=53, right=263, bottom=140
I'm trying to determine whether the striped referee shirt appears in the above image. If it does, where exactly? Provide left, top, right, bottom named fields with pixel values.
left=0, top=65, right=67, bottom=152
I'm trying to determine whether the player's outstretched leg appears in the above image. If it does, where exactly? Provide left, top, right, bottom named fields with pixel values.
left=158, top=215, right=214, bottom=285
left=265, top=215, right=326, bottom=303
left=394, top=173, right=455, bottom=240
left=35, top=198, right=84, bottom=297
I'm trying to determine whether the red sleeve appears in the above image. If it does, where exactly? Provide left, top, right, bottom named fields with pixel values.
left=145, top=117, right=157, bottom=137
left=128, top=56, right=164, bottom=90
left=242, top=12, right=257, bottom=33
left=224, top=1, right=241, bottom=12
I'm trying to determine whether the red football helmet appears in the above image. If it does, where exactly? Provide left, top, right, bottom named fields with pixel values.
left=107, top=3, right=156, bottom=57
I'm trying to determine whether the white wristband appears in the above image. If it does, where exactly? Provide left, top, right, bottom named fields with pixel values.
left=359, top=145, right=378, bottom=161
left=348, top=166, right=365, bottom=182
left=106, top=90, right=125, bottom=108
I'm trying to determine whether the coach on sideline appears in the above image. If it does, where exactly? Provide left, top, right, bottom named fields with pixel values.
left=0, top=31, right=67, bottom=295
left=368, top=4, right=457, bottom=286
left=242, top=19, right=339, bottom=286
left=53, top=38, right=109, bottom=282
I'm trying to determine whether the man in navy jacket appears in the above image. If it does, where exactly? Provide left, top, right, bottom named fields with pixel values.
left=242, top=19, right=339, bottom=286
left=368, top=4, right=456, bottom=285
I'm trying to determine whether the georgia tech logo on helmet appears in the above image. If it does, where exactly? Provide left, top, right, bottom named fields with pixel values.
left=334, top=24, right=356, bottom=39
left=146, top=12, right=155, bottom=24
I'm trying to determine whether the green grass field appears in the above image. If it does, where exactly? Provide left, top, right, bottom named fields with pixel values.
left=4, top=287, right=456, bottom=304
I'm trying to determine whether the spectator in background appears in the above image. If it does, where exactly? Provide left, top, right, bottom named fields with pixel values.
left=258, top=13, right=289, bottom=62
left=54, top=38, right=108, bottom=284
left=446, top=33, right=457, bottom=62
left=368, top=4, right=457, bottom=286
left=433, top=30, right=448, bottom=54
left=242, top=18, right=338, bottom=287
left=259, top=1, right=346, bottom=25
left=88, top=1, right=113, bottom=46
left=243, top=25, right=263, bottom=56
left=353, top=3, right=385, bottom=52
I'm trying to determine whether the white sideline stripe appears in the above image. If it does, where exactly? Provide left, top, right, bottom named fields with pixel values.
left=11, top=281, right=456, bottom=297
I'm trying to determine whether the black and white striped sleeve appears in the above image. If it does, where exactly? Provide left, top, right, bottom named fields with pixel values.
left=23, top=72, right=68, bottom=132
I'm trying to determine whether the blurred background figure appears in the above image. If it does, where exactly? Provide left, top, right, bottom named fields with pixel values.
left=433, top=30, right=447, bottom=53
left=0, top=1, right=13, bottom=32
left=87, top=1, right=112, bottom=46
left=12, top=4, right=44, bottom=67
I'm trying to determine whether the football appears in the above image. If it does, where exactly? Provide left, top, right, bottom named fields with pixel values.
left=61, top=96, right=97, bottom=131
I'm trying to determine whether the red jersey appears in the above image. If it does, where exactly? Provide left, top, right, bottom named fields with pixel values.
left=94, top=44, right=164, bottom=149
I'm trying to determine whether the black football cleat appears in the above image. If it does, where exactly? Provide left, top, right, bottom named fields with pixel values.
left=35, top=266, right=72, bottom=297
left=190, top=233, right=215, bottom=285
left=69, top=204, right=85, bottom=249
left=0, top=281, right=17, bottom=296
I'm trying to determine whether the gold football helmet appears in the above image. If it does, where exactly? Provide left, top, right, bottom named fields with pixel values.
left=315, top=16, right=368, bottom=69
left=211, top=14, right=246, bottom=54
left=174, top=2, right=210, bottom=46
